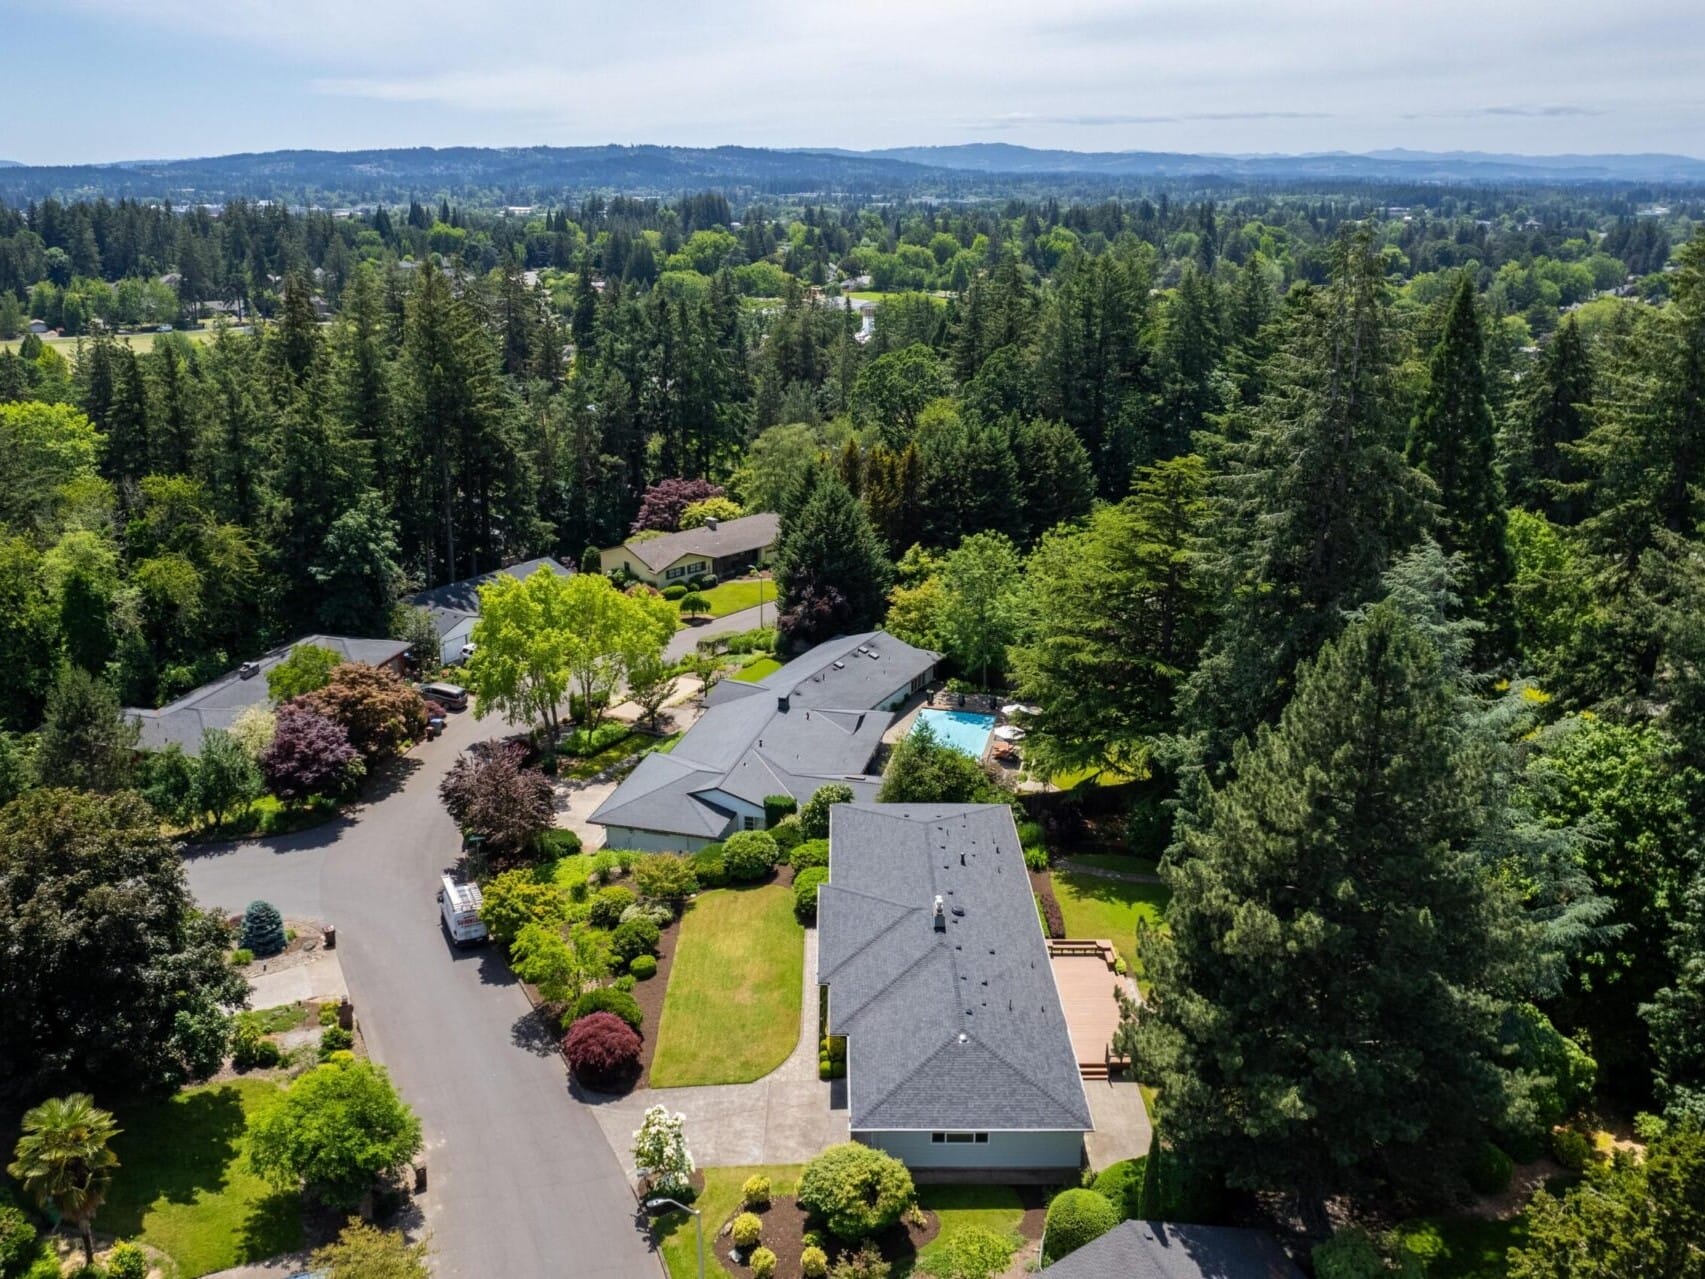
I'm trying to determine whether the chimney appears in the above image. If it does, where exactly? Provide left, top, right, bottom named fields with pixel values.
left=777, top=693, right=790, bottom=712
left=706, top=516, right=719, bottom=531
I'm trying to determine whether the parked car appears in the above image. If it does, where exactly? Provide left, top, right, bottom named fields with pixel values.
left=421, top=681, right=468, bottom=711
left=458, top=641, right=477, bottom=661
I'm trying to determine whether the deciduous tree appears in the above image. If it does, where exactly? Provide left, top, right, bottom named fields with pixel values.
left=248, top=1057, right=423, bottom=1210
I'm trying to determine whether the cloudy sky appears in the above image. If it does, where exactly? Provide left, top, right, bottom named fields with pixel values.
left=9, top=0, right=1702, bottom=165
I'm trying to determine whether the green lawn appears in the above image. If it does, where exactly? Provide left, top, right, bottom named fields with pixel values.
left=1052, top=871, right=1171, bottom=982
left=733, top=657, right=783, bottom=683
left=678, top=576, right=774, bottom=624
left=1062, top=853, right=1160, bottom=877
left=1, top=328, right=223, bottom=359
left=649, top=885, right=804, bottom=1087
left=101, top=1080, right=303, bottom=1278
left=654, top=1165, right=801, bottom=1279
left=909, top=1184, right=1026, bottom=1278
left=1391, top=1216, right=1526, bottom=1278
left=1050, top=764, right=1137, bottom=791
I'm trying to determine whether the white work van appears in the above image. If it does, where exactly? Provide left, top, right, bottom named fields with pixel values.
left=438, top=876, right=487, bottom=946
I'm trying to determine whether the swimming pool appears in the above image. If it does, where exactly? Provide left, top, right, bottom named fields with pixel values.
left=911, top=708, right=997, bottom=759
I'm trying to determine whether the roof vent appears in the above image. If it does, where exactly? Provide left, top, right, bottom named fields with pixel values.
left=933, top=895, right=946, bottom=933
left=777, top=693, right=790, bottom=713
left=958, top=1032, right=968, bottom=1044
left=833, top=660, right=845, bottom=669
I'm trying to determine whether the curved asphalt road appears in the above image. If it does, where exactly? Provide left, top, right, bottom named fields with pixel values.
left=185, top=706, right=660, bottom=1279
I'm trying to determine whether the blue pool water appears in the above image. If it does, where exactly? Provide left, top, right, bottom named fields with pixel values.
left=911, top=708, right=997, bottom=758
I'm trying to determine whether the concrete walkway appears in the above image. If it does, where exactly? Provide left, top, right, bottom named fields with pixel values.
left=584, top=928, right=847, bottom=1168
left=247, top=950, right=347, bottom=1011
left=1084, top=1077, right=1153, bottom=1170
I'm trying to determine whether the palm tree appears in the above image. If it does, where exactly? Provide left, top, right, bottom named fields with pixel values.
left=8, top=1094, right=122, bottom=1265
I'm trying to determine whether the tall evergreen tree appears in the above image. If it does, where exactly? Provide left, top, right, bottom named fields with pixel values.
left=1407, top=272, right=1512, bottom=654
left=1137, top=602, right=1531, bottom=1202
left=774, top=475, right=892, bottom=646
left=1504, top=316, right=1593, bottom=525
left=1181, top=229, right=1424, bottom=769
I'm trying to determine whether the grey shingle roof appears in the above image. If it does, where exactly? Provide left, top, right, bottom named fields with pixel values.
left=619, top=512, right=780, bottom=573
left=406, top=557, right=570, bottom=614
left=592, top=630, right=934, bottom=841
left=125, top=634, right=410, bottom=754
left=1039, top=1221, right=1302, bottom=1279
left=818, top=803, right=1092, bottom=1134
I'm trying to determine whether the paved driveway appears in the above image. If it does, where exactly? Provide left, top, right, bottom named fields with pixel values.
left=183, top=708, right=661, bottom=1279
left=666, top=603, right=770, bottom=663
left=584, top=929, right=846, bottom=1167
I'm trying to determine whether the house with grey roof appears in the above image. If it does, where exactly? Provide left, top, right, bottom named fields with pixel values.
left=405, top=556, right=572, bottom=665
left=125, top=634, right=411, bottom=754
left=599, top=512, right=779, bottom=587
left=590, top=631, right=936, bottom=851
left=817, top=802, right=1092, bottom=1173
left=1040, top=1221, right=1302, bottom=1278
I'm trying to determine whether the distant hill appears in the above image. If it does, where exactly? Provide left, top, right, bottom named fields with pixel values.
left=2, top=142, right=1702, bottom=205
left=861, top=143, right=1705, bottom=183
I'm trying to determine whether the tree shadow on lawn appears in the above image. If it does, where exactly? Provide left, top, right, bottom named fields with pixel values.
left=103, top=1088, right=248, bottom=1220
left=1053, top=870, right=1171, bottom=916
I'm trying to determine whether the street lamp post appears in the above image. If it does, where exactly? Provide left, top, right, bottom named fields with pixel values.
left=645, top=1197, right=704, bottom=1279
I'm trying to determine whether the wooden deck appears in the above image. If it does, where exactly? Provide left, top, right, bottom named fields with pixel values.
left=1049, top=945, right=1130, bottom=1080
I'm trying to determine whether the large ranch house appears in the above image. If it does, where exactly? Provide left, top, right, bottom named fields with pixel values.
left=590, top=630, right=936, bottom=851
left=598, top=511, right=779, bottom=587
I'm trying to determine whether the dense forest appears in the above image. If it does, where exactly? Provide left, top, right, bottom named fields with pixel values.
left=4, top=175, right=1705, bottom=1264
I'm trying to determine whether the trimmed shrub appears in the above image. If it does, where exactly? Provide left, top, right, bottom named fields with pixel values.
left=612, top=915, right=662, bottom=964
left=750, top=1247, right=777, bottom=1279
left=732, top=1212, right=763, bottom=1248
left=928, top=1227, right=1015, bottom=1279
left=571, top=986, right=644, bottom=1031
left=691, top=847, right=727, bottom=887
left=613, top=974, right=638, bottom=992
left=563, top=1012, right=641, bottom=1089
left=629, top=954, right=658, bottom=980
left=1466, top=1141, right=1514, bottom=1195
left=105, top=1242, right=148, bottom=1279
left=229, top=948, right=255, bottom=966
left=1090, top=1158, right=1145, bottom=1219
left=763, top=795, right=798, bottom=827
left=634, top=854, right=698, bottom=905
left=800, top=783, right=854, bottom=839
left=318, top=1025, right=354, bottom=1059
left=0, top=1205, right=37, bottom=1273
left=662, top=584, right=688, bottom=601
left=1552, top=1127, right=1592, bottom=1171
left=794, top=866, right=829, bottom=922
left=742, top=1174, right=772, bottom=1208
left=801, top=1246, right=829, bottom=1279
left=790, top=838, right=830, bottom=872
left=768, top=817, right=803, bottom=856
left=797, top=1142, right=915, bottom=1241
left=1015, top=820, right=1045, bottom=848
left=319, top=1002, right=342, bottom=1026
left=231, top=1015, right=282, bottom=1069
left=538, top=828, right=583, bottom=859
left=828, top=1244, right=890, bottom=1279
left=241, top=900, right=287, bottom=957
left=1312, top=1227, right=1390, bottom=1279
left=1042, top=1188, right=1119, bottom=1264
left=723, top=829, right=779, bottom=881
left=589, top=885, right=637, bottom=928
left=1022, top=845, right=1049, bottom=873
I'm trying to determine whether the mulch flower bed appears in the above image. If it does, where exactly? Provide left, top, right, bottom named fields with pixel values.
left=1029, top=867, right=1066, bottom=938
left=628, top=912, right=682, bottom=1089
left=717, top=1197, right=940, bottom=1279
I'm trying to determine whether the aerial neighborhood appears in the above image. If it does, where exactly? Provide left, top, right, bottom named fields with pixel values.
left=4, top=20, right=1705, bottom=1279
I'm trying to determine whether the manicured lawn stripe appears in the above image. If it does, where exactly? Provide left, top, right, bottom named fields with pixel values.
left=733, top=657, right=783, bottom=683
left=649, top=885, right=803, bottom=1087
left=1391, top=1216, right=1527, bottom=1278
left=101, top=1079, right=303, bottom=1278
left=676, top=576, right=775, bottom=627
left=911, top=1184, right=1025, bottom=1278
left=1052, top=872, right=1171, bottom=982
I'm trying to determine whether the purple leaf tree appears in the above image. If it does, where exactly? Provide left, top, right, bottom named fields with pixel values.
left=631, top=478, right=723, bottom=534
left=260, top=704, right=359, bottom=802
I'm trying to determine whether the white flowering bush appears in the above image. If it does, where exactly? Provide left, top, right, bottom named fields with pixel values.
left=633, top=1105, right=694, bottom=1197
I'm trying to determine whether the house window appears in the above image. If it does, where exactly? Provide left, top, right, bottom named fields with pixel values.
left=930, top=1132, right=988, bottom=1144
left=742, top=816, right=758, bottom=831
left=666, top=565, right=687, bottom=580
left=909, top=673, right=928, bottom=693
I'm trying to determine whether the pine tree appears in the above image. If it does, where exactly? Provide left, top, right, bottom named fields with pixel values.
left=774, top=475, right=892, bottom=646
left=1137, top=601, right=1531, bottom=1201
left=240, top=900, right=287, bottom=957
left=1148, top=265, right=1225, bottom=462
left=1504, top=316, right=1593, bottom=525
left=1181, top=228, right=1423, bottom=769
left=1407, top=272, right=1513, bottom=654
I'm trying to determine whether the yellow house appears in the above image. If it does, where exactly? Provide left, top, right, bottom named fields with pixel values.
left=600, top=512, right=779, bottom=586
